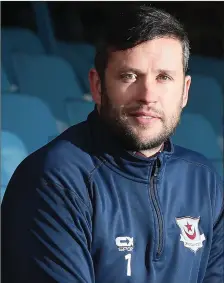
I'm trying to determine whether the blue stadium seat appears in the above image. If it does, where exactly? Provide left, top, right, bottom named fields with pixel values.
left=11, top=53, right=84, bottom=132
left=1, top=28, right=45, bottom=85
left=65, top=96, right=95, bottom=125
left=189, top=55, right=224, bottom=88
left=185, top=75, right=223, bottom=138
left=1, top=67, right=11, bottom=92
left=2, top=93, right=58, bottom=154
left=1, top=131, right=28, bottom=201
left=173, top=112, right=223, bottom=178
left=1, top=66, right=18, bottom=93
left=57, top=41, right=95, bottom=93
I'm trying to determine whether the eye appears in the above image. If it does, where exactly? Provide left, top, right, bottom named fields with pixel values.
left=157, top=74, right=172, bottom=82
left=120, top=73, right=137, bottom=82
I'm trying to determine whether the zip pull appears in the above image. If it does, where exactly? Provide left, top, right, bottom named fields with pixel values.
left=153, top=158, right=161, bottom=177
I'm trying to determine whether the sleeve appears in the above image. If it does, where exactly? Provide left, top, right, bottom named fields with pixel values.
left=202, top=180, right=224, bottom=283
left=2, top=165, right=95, bottom=283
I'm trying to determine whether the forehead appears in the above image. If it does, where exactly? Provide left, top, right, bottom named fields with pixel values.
left=107, top=37, right=183, bottom=71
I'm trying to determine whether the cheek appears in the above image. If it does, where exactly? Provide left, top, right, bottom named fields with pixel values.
left=160, top=82, right=183, bottom=103
left=160, top=94, right=183, bottom=117
left=107, top=81, right=136, bottom=105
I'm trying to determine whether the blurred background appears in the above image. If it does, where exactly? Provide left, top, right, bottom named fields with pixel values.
left=1, top=1, right=224, bottom=201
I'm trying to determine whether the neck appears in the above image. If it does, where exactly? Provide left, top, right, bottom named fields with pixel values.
left=137, top=143, right=164, bottom=158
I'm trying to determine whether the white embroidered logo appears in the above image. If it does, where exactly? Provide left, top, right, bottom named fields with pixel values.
left=176, top=216, right=206, bottom=253
left=115, top=236, right=134, bottom=277
left=115, top=236, right=134, bottom=252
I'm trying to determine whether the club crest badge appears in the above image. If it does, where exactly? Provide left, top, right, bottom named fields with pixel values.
left=176, top=216, right=205, bottom=253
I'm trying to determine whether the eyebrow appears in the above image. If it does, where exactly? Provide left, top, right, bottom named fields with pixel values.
left=156, top=69, right=177, bottom=76
left=118, top=66, right=177, bottom=76
left=119, top=67, right=145, bottom=75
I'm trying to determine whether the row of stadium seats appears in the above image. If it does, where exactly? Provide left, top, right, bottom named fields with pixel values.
left=1, top=27, right=96, bottom=130
left=1, top=27, right=223, bottom=201
left=1, top=27, right=96, bottom=200
left=2, top=27, right=95, bottom=93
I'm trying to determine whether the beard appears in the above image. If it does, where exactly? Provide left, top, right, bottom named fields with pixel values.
left=99, top=88, right=184, bottom=152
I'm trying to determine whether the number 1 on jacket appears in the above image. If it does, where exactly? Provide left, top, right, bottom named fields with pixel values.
left=125, top=253, right=132, bottom=276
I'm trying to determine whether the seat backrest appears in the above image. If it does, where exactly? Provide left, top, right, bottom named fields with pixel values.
left=1, top=27, right=45, bottom=84
left=189, top=55, right=224, bottom=88
left=59, top=42, right=95, bottom=62
left=2, top=93, right=58, bottom=154
left=173, top=112, right=223, bottom=176
left=1, top=66, right=18, bottom=93
left=57, top=41, right=95, bottom=93
left=1, top=131, right=28, bottom=201
left=1, top=67, right=11, bottom=92
left=11, top=53, right=84, bottom=132
left=65, top=97, right=95, bottom=126
left=185, top=74, right=223, bottom=137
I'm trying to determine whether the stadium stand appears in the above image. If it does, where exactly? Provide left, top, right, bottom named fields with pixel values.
left=11, top=52, right=86, bottom=132
left=1, top=28, right=45, bottom=85
left=189, top=55, right=224, bottom=89
left=2, top=93, right=58, bottom=154
left=57, top=41, right=95, bottom=93
left=65, top=96, right=95, bottom=125
left=1, top=131, right=28, bottom=201
left=172, top=112, right=223, bottom=177
left=184, top=74, right=223, bottom=138
left=1, top=67, right=11, bottom=92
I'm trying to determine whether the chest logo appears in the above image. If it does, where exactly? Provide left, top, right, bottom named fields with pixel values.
left=176, top=216, right=206, bottom=253
left=115, top=236, right=134, bottom=252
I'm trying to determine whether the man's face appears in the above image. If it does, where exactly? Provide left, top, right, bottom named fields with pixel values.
left=90, top=37, right=191, bottom=153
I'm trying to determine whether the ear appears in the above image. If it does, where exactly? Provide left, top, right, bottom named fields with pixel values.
left=89, top=68, right=102, bottom=106
left=182, top=75, right=191, bottom=108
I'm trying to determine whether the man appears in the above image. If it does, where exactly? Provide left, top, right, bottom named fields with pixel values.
left=2, top=5, right=224, bottom=283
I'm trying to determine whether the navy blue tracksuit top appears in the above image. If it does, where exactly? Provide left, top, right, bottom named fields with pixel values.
left=2, top=109, right=224, bottom=283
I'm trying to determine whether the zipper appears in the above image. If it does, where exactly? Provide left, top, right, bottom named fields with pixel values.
left=150, top=157, right=163, bottom=258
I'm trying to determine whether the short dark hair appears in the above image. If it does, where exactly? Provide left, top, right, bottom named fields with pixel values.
left=94, top=5, right=190, bottom=82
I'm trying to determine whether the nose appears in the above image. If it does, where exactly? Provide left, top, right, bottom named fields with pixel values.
left=137, top=78, right=158, bottom=104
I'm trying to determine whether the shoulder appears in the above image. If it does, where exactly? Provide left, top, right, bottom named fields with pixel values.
left=44, top=122, right=97, bottom=172
left=8, top=121, right=100, bottom=206
left=172, top=143, right=222, bottom=178
left=22, top=121, right=97, bottom=173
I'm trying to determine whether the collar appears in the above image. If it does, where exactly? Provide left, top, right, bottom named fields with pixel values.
left=132, top=143, right=164, bottom=158
left=87, top=109, right=174, bottom=181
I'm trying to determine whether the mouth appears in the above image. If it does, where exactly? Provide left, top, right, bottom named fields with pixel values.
left=128, top=112, right=161, bottom=125
left=129, top=111, right=161, bottom=118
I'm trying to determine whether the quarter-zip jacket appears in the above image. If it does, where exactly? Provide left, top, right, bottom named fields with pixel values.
left=2, top=109, right=224, bottom=283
